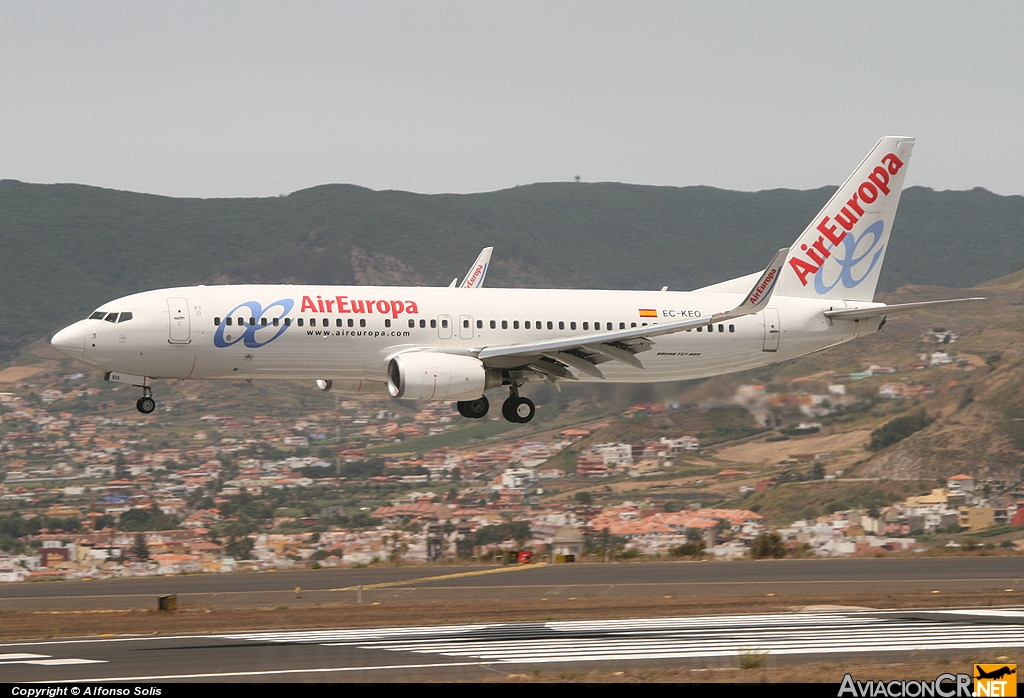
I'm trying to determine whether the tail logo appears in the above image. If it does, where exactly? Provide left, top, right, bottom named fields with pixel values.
left=789, top=151, right=904, bottom=287
left=814, top=220, right=886, bottom=294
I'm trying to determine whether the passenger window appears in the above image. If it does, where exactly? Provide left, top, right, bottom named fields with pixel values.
left=697, top=326, right=702, bottom=332
left=558, top=321, right=564, bottom=330
left=284, top=318, right=291, bottom=326
left=571, top=322, right=577, bottom=330
left=310, top=318, right=316, bottom=327
left=385, top=319, right=391, bottom=328
left=476, top=320, right=483, bottom=329
left=430, top=319, right=437, bottom=328
left=441, top=319, right=448, bottom=328
left=337, top=318, right=343, bottom=327
left=524, top=321, right=531, bottom=329
left=463, top=319, right=469, bottom=328
left=349, top=319, right=354, bottom=327
left=537, top=321, right=542, bottom=329
left=513, top=321, right=519, bottom=329
left=419, top=319, right=425, bottom=328
left=274, top=318, right=280, bottom=326
left=118, top=312, right=133, bottom=323
left=583, top=322, right=589, bottom=330
left=360, top=319, right=366, bottom=327
left=408, top=319, right=415, bottom=328
left=729, top=324, right=735, bottom=333
left=90, top=311, right=106, bottom=320
left=216, top=317, right=223, bottom=326
left=619, top=322, right=625, bottom=330
left=607, top=322, right=613, bottom=331
left=249, top=317, right=256, bottom=326
left=261, top=317, right=268, bottom=326
left=490, top=320, right=496, bottom=329
left=237, top=317, right=244, bottom=326
left=298, top=318, right=304, bottom=327
left=631, top=322, right=636, bottom=328
left=718, top=324, right=724, bottom=332
left=105, top=312, right=118, bottom=323
left=501, top=320, right=507, bottom=329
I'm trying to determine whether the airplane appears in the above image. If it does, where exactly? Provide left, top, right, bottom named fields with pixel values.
left=51, top=136, right=984, bottom=423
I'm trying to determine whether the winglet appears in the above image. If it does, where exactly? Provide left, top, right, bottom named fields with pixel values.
left=460, top=247, right=493, bottom=289
left=729, top=247, right=789, bottom=315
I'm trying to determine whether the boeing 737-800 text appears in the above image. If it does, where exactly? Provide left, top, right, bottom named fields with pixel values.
left=51, top=137, right=982, bottom=423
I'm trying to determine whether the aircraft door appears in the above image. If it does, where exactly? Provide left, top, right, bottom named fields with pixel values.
left=459, top=315, right=474, bottom=340
left=762, top=307, right=780, bottom=352
left=438, top=314, right=453, bottom=339
left=167, top=297, right=191, bottom=344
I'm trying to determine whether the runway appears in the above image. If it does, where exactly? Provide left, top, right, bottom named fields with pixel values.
left=3, top=557, right=1024, bottom=611
left=3, top=608, right=1024, bottom=682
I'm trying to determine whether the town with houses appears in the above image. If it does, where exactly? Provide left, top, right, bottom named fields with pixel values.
left=1, top=330, right=1020, bottom=583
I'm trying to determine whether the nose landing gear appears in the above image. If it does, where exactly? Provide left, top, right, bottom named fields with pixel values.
left=136, top=386, right=156, bottom=414
left=501, top=384, right=535, bottom=423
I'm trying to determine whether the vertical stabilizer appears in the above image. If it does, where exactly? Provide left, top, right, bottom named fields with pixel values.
left=775, top=136, right=915, bottom=302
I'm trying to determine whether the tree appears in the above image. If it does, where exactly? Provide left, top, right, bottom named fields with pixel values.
left=575, top=491, right=593, bottom=506
left=225, top=536, right=254, bottom=560
left=131, top=533, right=149, bottom=561
left=750, top=532, right=787, bottom=559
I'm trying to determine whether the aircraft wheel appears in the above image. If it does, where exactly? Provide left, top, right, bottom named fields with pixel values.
left=456, top=401, right=471, bottom=418
left=137, top=396, right=156, bottom=414
left=503, top=396, right=535, bottom=423
left=465, top=395, right=489, bottom=419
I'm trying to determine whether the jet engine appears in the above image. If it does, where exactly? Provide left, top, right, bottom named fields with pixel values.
left=387, top=352, right=500, bottom=401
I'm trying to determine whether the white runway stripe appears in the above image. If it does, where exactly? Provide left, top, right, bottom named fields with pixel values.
left=214, top=608, right=1024, bottom=664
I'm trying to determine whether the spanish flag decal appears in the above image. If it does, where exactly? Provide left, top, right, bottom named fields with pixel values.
left=639, top=309, right=658, bottom=318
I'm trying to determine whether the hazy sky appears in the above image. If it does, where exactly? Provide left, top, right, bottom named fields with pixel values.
left=1, top=2, right=1022, bottom=198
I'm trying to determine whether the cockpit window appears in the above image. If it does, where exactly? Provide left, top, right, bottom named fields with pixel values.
left=89, top=311, right=106, bottom=320
left=117, top=312, right=133, bottom=323
left=104, top=312, right=118, bottom=323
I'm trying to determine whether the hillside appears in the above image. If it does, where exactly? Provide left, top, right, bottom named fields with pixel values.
left=2, top=179, right=1024, bottom=361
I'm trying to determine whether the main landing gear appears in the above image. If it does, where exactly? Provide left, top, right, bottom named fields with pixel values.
left=456, top=395, right=490, bottom=419
left=136, top=386, right=156, bottom=414
left=501, top=384, right=535, bottom=424
left=456, top=385, right=536, bottom=424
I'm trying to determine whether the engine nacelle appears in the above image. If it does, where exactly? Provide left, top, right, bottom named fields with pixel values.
left=387, top=352, right=499, bottom=401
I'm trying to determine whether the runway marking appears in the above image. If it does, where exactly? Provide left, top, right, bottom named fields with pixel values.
left=328, top=563, right=548, bottom=591
left=0, top=652, right=105, bottom=666
left=47, top=660, right=501, bottom=682
left=217, top=609, right=1024, bottom=665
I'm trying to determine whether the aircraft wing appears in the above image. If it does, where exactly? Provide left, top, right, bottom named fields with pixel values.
left=476, top=248, right=789, bottom=378
left=823, top=297, right=986, bottom=322
left=460, top=247, right=493, bottom=288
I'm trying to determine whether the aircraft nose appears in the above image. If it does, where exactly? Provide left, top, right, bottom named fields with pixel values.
left=51, top=323, right=85, bottom=359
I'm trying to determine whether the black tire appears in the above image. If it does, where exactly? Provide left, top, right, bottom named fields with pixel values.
left=456, top=401, right=471, bottom=418
left=466, top=395, right=489, bottom=419
left=501, top=397, right=515, bottom=422
left=137, top=396, right=156, bottom=414
left=511, top=396, right=535, bottom=423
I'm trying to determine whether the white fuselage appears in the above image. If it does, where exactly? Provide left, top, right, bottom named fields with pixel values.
left=52, top=284, right=878, bottom=391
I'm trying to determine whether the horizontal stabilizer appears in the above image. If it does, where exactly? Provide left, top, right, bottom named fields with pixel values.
left=823, top=297, right=986, bottom=322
